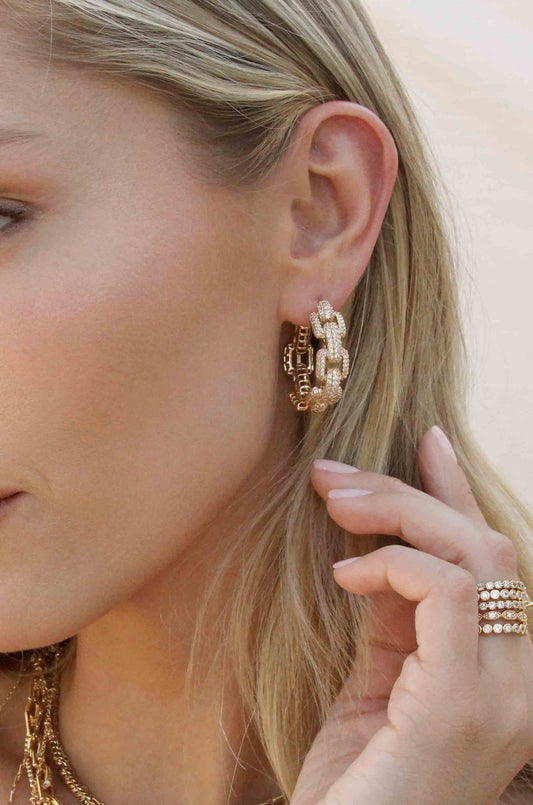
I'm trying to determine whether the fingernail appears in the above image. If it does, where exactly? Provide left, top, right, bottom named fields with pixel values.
left=313, top=458, right=360, bottom=473
left=327, top=488, right=373, bottom=499
left=333, top=556, right=361, bottom=568
left=430, top=426, right=457, bottom=463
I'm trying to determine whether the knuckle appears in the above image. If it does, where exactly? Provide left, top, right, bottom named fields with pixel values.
left=386, top=475, right=410, bottom=494
left=487, top=530, right=518, bottom=565
left=442, top=566, right=477, bottom=602
left=382, top=543, right=408, bottom=560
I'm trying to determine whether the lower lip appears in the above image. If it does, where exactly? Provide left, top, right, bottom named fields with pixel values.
left=0, top=492, right=25, bottom=521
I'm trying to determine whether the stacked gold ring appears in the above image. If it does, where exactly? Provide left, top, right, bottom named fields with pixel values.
left=477, top=579, right=532, bottom=636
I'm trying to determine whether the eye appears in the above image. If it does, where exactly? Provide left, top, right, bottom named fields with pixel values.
left=0, top=202, right=32, bottom=236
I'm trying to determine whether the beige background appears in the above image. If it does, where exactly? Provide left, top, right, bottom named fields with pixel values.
left=366, top=0, right=532, bottom=504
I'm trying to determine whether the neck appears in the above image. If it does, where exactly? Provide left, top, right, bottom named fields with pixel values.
left=58, top=597, right=278, bottom=805
left=50, top=391, right=298, bottom=805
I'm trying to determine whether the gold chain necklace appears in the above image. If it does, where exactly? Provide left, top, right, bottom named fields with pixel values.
left=9, top=643, right=286, bottom=805
left=0, top=674, right=22, bottom=719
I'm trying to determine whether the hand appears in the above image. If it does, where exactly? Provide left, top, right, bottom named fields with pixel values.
left=290, top=426, right=533, bottom=805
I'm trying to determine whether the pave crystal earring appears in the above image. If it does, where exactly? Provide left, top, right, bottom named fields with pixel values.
left=282, top=299, right=349, bottom=412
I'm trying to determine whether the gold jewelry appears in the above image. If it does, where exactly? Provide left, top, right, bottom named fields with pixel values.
left=477, top=579, right=532, bottom=635
left=10, top=642, right=287, bottom=805
left=9, top=579, right=532, bottom=802
left=0, top=674, right=21, bottom=717
left=283, top=299, right=349, bottom=412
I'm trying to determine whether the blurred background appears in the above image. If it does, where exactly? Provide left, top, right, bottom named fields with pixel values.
left=366, top=0, right=532, bottom=504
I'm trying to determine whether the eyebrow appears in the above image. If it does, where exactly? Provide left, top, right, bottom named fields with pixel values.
left=0, top=127, right=48, bottom=146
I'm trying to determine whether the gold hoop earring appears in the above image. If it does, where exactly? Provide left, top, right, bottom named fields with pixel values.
left=282, top=299, right=349, bottom=412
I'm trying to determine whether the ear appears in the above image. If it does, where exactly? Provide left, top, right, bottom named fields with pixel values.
left=273, top=100, right=398, bottom=326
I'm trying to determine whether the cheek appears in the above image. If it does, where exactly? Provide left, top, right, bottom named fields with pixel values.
left=0, top=193, right=277, bottom=650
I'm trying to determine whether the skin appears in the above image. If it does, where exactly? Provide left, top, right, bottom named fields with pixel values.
left=3, top=20, right=529, bottom=805
left=0, top=24, right=398, bottom=805
left=299, top=438, right=533, bottom=805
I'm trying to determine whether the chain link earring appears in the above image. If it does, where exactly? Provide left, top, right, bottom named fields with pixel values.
left=282, top=299, right=349, bottom=412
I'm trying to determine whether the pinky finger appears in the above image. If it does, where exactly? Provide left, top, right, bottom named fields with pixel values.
left=333, top=544, right=479, bottom=677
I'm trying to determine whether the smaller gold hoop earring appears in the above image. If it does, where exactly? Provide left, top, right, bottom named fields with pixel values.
left=282, top=299, right=350, bottom=412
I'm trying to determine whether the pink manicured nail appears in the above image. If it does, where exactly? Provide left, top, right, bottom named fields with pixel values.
left=313, top=458, right=360, bottom=473
left=430, top=425, right=457, bottom=463
left=333, top=556, right=361, bottom=568
left=327, top=488, right=373, bottom=499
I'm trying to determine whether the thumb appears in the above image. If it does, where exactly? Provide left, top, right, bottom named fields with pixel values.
left=417, top=426, right=486, bottom=526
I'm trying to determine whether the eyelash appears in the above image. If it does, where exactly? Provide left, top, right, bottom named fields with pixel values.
left=0, top=204, right=32, bottom=236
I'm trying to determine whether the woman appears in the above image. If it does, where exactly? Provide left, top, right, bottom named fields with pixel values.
left=0, top=1, right=531, bottom=803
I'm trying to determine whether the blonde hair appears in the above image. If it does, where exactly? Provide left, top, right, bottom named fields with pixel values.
left=4, top=1, right=533, bottom=800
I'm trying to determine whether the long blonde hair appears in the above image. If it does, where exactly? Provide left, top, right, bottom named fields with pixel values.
left=4, top=1, right=533, bottom=799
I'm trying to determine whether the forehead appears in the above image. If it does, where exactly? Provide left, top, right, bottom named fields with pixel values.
left=0, top=23, right=200, bottom=198
left=0, top=43, right=111, bottom=162
left=0, top=24, right=183, bottom=164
